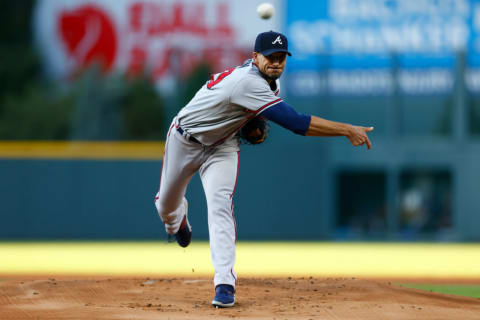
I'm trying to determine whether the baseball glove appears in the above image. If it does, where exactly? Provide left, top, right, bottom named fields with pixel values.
left=239, top=116, right=269, bottom=145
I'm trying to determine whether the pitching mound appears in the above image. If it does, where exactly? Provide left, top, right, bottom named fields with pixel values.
left=1, top=277, right=479, bottom=319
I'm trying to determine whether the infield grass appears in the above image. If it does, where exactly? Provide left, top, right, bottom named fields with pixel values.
left=399, top=283, right=480, bottom=299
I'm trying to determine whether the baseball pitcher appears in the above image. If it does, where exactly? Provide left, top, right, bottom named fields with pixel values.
left=154, top=31, right=373, bottom=308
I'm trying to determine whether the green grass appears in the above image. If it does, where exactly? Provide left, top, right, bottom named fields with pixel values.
left=400, top=284, right=480, bottom=299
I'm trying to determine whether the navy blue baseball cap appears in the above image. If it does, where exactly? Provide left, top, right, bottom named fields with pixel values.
left=254, top=31, right=291, bottom=57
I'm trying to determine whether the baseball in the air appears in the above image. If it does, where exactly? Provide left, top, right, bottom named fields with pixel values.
left=257, top=3, right=274, bottom=20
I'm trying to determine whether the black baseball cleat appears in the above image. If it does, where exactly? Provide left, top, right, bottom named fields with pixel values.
left=175, top=213, right=192, bottom=248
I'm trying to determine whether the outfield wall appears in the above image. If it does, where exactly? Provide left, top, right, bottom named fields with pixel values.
left=0, top=139, right=331, bottom=240
left=1, top=132, right=480, bottom=241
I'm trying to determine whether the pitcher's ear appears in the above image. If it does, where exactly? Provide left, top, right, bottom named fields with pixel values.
left=253, top=52, right=258, bottom=62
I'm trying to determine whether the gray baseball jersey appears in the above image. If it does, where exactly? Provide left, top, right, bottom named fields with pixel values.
left=177, top=59, right=282, bottom=146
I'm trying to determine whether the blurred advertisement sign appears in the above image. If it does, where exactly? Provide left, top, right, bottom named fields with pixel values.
left=286, top=0, right=480, bottom=96
left=34, top=0, right=281, bottom=92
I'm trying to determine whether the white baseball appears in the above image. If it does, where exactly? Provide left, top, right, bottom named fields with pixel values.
left=257, top=3, right=274, bottom=20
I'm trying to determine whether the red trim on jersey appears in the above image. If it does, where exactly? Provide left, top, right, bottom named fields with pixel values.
left=255, top=98, right=282, bottom=114
left=231, top=201, right=237, bottom=243
left=155, top=123, right=175, bottom=202
left=207, top=68, right=235, bottom=89
left=230, top=151, right=240, bottom=200
left=167, top=122, right=175, bottom=137
left=230, top=151, right=239, bottom=243
left=244, top=98, right=283, bottom=114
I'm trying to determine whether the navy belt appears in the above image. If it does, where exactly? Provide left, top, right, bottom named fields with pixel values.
left=177, top=126, right=201, bottom=144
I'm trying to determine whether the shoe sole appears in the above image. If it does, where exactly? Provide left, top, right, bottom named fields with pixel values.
left=175, top=221, right=191, bottom=247
left=211, top=298, right=235, bottom=308
left=176, top=200, right=192, bottom=248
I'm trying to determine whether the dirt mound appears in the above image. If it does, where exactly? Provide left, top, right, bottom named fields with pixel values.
left=1, top=277, right=479, bottom=319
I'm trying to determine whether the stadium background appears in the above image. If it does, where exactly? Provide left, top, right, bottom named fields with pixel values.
left=2, top=0, right=480, bottom=242
left=0, top=0, right=479, bottom=285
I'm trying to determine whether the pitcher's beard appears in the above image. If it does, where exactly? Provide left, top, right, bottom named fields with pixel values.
left=260, top=71, right=281, bottom=82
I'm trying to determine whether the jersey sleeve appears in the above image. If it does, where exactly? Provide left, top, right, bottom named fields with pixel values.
left=230, top=76, right=283, bottom=114
left=261, top=101, right=311, bottom=135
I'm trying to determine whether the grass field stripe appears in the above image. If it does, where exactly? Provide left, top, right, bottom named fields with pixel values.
left=0, top=141, right=165, bottom=160
left=399, top=283, right=480, bottom=298
left=0, top=242, right=479, bottom=278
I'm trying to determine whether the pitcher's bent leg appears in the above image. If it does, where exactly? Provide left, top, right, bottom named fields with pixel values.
left=155, top=196, right=188, bottom=234
left=155, top=127, right=201, bottom=234
left=199, top=151, right=239, bottom=289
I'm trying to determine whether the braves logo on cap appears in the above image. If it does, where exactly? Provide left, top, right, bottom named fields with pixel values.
left=272, top=36, right=282, bottom=45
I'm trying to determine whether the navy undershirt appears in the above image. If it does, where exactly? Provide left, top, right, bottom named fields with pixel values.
left=261, top=101, right=311, bottom=136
